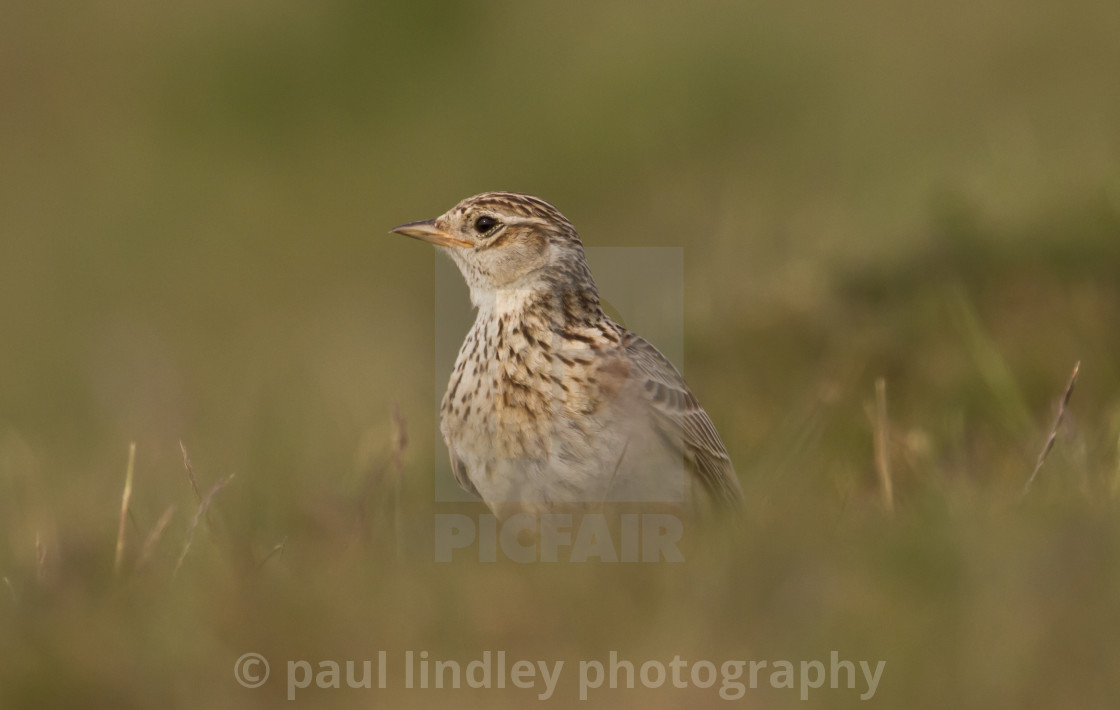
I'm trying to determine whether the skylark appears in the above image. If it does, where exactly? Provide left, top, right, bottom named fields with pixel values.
left=392, top=192, right=741, bottom=520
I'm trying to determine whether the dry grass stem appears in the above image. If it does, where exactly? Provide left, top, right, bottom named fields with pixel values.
left=391, top=403, right=408, bottom=559
left=134, top=505, right=176, bottom=574
left=1022, top=361, right=1081, bottom=497
left=873, top=378, right=894, bottom=514
left=34, top=534, right=46, bottom=584
left=179, top=440, right=202, bottom=503
left=1113, top=431, right=1120, bottom=499
left=114, top=443, right=136, bottom=576
left=173, top=473, right=235, bottom=577
left=257, top=538, right=287, bottom=569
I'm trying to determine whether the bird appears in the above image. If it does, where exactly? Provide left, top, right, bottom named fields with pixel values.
left=391, top=192, right=741, bottom=521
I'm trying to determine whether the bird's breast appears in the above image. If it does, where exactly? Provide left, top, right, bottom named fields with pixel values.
left=441, top=312, right=639, bottom=470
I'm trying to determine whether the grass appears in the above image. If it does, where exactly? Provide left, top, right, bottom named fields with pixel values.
left=3, top=250, right=1118, bottom=709
left=113, top=442, right=136, bottom=577
left=1022, top=362, right=1081, bottom=497
left=2, top=0, right=1120, bottom=708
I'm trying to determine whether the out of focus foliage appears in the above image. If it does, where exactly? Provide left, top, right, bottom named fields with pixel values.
left=1, top=1, right=1118, bottom=708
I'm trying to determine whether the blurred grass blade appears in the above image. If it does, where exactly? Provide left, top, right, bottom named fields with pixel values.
left=948, top=287, right=1033, bottom=434
left=1113, top=430, right=1120, bottom=499
left=134, top=505, right=176, bottom=575
left=174, top=473, right=235, bottom=577
left=1022, top=362, right=1081, bottom=497
left=179, top=440, right=203, bottom=503
left=391, top=403, right=408, bottom=560
left=114, top=443, right=136, bottom=577
left=873, top=378, right=894, bottom=514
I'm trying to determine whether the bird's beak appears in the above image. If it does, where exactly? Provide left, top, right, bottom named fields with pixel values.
left=389, top=219, right=474, bottom=248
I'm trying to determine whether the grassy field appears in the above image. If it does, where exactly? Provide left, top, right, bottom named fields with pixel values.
left=2, top=1, right=1120, bottom=707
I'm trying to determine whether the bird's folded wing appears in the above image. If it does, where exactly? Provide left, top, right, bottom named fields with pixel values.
left=449, top=451, right=480, bottom=497
left=623, top=334, right=743, bottom=508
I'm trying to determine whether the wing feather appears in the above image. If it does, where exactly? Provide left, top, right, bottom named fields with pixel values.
left=623, top=333, right=743, bottom=508
left=449, top=451, right=480, bottom=497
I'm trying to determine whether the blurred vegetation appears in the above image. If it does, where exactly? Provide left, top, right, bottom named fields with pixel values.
left=2, top=0, right=1119, bottom=708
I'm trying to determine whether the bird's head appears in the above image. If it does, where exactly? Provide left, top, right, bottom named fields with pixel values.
left=391, top=192, right=597, bottom=305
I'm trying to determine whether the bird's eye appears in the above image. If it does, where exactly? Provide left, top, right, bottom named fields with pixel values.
left=474, top=216, right=499, bottom=235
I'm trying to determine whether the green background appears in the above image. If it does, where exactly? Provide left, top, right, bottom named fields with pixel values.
left=2, top=1, right=1119, bottom=707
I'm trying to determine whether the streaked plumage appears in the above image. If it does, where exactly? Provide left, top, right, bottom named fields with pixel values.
left=391, top=192, right=741, bottom=519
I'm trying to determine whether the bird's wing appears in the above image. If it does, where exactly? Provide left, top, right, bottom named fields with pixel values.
left=449, top=451, right=479, bottom=497
left=622, top=333, right=743, bottom=508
